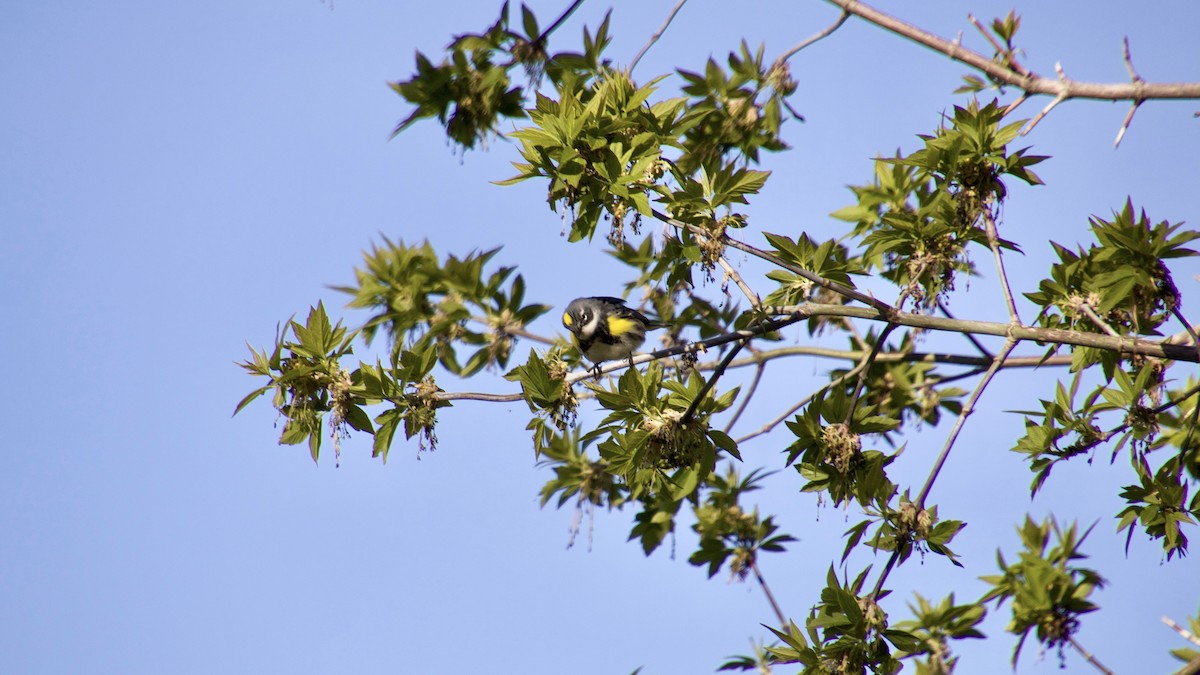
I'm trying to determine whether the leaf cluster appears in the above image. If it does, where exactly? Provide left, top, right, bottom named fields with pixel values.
left=892, top=593, right=986, bottom=675
left=1026, top=199, right=1197, bottom=359
left=784, top=387, right=899, bottom=508
left=497, top=69, right=686, bottom=246
left=388, top=2, right=614, bottom=148
left=834, top=100, right=1042, bottom=310
left=334, top=237, right=550, bottom=377
left=236, top=303, right=365, bottom=462
left=674, top=41, right=797, bottom=174
left=980, top=517, right=1106, bottom=667
left=1013, top=341, right=1199, bottom=558
left=689, top=467, right=795, bottom=579
left=765, top=567, right=921, bottom=674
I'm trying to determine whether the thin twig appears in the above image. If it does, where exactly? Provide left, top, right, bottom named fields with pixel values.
left=869, top=548, right=902, bottom=600
left=1170, top=306, right=1200, bottom=361
left=775, top=10, right=850, bottom=65
left=441, top=312, right=811, bottom=403
left=470, top=315, right=557, bottom=345
left=845, top=323, right=899, bottom=425
left=1078, top=303, right=1122, bottom=338
left=1165, top=615, right=1200, bottom=648
left=440, top=391, right=526, bottom=402
left=571, top=312, right=810, bottom=383
left=1113, top=100, right=1143, bottom=149
left=1177, top=385, right=1200, bottom=482
left=916, top=335, right=1020, bottom=508
left=841, top=315, right=869, bottom=350
left=1038, top=381, right=1200, bottom=475
left=629, top=0, right=688, bottom=73
left=1002, top=92, right=1029, bottom=116
left=1113, top=37, right=1147, bottom=149
left=1069, top=637, right=1116, bottom=675
left=982, top=209, right=1022, bottom=324
left=937, top=300, right=992, bottom=359
left=924, top=366, right=989, bottom=387
left=735, top=367, right=863, bottom=444
left=1021, top=89, right=1067, bottom=136
left=724, top=361, right=765, bottom=434
left=718, top=255, right=761, bottom=308
left=751, top=561, right=788, bottom=627
left=681, top=338, right=749, bottom=425
left=533, top=0, right=586, bottom=46
left=967, top=13, right=1029, bottom=77
left=1123, top=36, right=1143, bottom=83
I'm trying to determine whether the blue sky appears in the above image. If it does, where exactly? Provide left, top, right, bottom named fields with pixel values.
left=3, top=1, right=1199, bottom=673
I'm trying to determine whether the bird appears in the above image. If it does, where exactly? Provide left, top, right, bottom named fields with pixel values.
left=562, top=296, right=661, bottom=376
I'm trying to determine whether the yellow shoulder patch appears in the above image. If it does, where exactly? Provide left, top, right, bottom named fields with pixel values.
left=606, top=315, right=637, bottom=336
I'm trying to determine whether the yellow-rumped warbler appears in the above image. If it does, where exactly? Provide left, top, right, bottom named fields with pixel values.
left=562, top=296, right=662, bottom=374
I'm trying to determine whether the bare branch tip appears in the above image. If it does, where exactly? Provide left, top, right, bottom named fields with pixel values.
left=1122, top=36, right=1143, bottom=83
left=777, top=9, right=850, bottom=64
left=630, top=0, right=688, bottom=74
left=1113, top=100, right=1142, bottom=149
left=1020, top=91, right=1067, bottom=136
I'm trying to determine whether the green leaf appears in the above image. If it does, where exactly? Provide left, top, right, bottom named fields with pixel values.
left=520, top=3, right=538, bottom=40
left=708, top=429, right=742, bottom=460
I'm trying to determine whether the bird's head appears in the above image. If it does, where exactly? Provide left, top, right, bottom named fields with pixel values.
left=562, top=298, right=598, bottom=338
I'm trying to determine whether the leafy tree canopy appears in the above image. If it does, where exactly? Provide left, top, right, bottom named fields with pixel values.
left=238, top=2, right=1200, bottom=672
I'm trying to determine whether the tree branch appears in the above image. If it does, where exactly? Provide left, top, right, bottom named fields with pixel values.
left=1021, top=87, right=1067, bottom=136
left=685, top=344, right=1068, bottom=373
left=1170, top=305, right=1200, bottom=362
left=845, top=323, right=898, bottom=425
left=967, top=13, right=1029, bottom=77
left=629, top=0, right=688, bottom=73
left=823, top=0, right=1200, bottom=104
left=717, top=255, right=761, bottom=308
left=734, top=366, right=864, bottom=444
left=1165, top=615, right=1200, bottom=649
left=650, top=208, right=895, bottom=315
left=724, top=360, right=765, bottom=434
left=869, top=547, right=902, bottom=601
left=1114, top=37, right=1145, bottom=148
left=1077, top=303, right=1122, bottom=338
left=681, top=338, right=748, bottom=425
left=938, top=300, right=993, bottom=359
left=775, top=10, right=850, bottom=65
left=916, top=335, right=1019, bottom=508
left=764, top=303, right=1199, bottom=362
left=533, top=0, right=586, bottom=47
left=433, top=299, right=1192, bottom=404
left=982, top=209, right=1022, bottom=324
left=751, top=560, right=788, bottom=627
left=1069, top=636, right=1116, bottom=675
